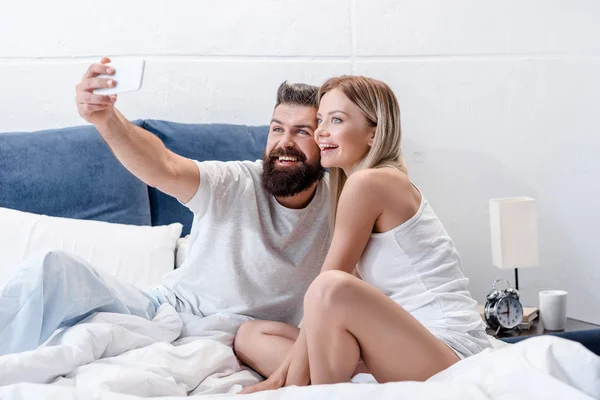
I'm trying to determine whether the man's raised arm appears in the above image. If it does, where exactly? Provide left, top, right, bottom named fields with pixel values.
left=75, top=57, right=199, bottom=203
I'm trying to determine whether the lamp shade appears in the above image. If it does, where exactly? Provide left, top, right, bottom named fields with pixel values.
left=489, top=197, right=539, bottom=269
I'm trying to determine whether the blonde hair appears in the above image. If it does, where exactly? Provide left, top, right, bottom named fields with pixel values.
left=318, top=75, right=407, bottom=229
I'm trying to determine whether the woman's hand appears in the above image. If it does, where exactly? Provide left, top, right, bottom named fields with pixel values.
left=240, top=352, right=291, bottom=395
left=239, top=369, right=286, bottom=394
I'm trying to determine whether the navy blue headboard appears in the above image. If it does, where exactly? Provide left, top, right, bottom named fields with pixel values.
left=0, top=120, right=269, bottom=236
left=0, top=121, right=151, bottom=226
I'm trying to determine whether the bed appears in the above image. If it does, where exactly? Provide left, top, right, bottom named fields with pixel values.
left=0, top=121, right=598, bottom=399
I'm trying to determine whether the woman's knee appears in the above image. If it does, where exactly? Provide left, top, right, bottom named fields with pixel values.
left=304, top=270, right=354, bottom=314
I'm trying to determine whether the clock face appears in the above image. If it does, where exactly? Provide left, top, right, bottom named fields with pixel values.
left=495, top=297, right=523, bottom=328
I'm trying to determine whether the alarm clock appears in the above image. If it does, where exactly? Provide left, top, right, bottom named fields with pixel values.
left=484, top=279, right=524, bottom=336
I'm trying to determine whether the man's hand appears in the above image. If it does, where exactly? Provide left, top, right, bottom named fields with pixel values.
left=75, top=56, right=118, bottom=125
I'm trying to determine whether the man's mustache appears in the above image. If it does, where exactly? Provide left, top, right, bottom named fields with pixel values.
left=268, top=147, right=307, bottom=162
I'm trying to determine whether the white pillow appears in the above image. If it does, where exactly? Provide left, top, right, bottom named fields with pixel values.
left=175, top=235, right=190, bottom=269
left=0, top=207, right=182, bottom=288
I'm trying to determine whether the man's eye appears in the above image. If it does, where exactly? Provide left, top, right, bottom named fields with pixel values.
left=273, top=127, right=283, bottom=132
left=298, top=130, right=310, bottom=135
left=332, top=117, right=342, bottom=124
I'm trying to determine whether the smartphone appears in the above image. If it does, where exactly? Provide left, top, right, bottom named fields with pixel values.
left=93, top=59, right=145, bottom=95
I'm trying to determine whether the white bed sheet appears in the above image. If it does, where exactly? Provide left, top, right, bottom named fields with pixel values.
left=0, top=304, right=597, bottom=399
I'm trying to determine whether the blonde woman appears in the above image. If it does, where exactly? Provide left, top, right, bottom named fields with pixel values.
left=235, top=76, right=490, bottom=393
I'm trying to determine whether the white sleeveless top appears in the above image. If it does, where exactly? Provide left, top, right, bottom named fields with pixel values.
left=357, top=184, right=490, bottom=358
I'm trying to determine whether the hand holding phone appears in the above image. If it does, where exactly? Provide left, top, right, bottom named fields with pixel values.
left=76, top=57, right=145, bottom=125
left=93, top=59, right=145, bottom=95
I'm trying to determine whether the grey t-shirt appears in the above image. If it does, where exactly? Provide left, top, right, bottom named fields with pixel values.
left=160, top=160, right=331, bottom=325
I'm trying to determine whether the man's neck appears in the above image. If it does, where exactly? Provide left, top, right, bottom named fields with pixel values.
left=275, top=181, right=320, bottom=209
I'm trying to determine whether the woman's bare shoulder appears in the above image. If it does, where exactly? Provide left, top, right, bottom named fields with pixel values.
left=338, top=168, right=420, bottom=233
left=346, top=167, right=413, bottom=197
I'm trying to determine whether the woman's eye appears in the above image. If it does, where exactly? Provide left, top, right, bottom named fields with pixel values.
left=316, top=119, right=322, bottom=125
left=332, top=117, right=342, bottom=124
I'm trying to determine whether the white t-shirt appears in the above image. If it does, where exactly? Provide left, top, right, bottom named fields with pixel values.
left=159, top=160, right=331, bottom=325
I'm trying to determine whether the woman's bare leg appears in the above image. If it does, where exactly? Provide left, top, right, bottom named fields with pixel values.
left=234, top=318, right=369, bottom=381
left=234, top=320, right=299, bottom=377
left=303, top=270, right=460, bottom=385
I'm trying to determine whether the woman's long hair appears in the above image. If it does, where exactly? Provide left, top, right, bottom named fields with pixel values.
left=318, top=76, right=407, bottom=230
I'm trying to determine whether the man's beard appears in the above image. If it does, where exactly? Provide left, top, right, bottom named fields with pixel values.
left=262, top=147, right=325, bottom=198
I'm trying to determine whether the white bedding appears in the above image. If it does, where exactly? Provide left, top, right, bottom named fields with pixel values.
left=0, top=305, right=598, bottom=399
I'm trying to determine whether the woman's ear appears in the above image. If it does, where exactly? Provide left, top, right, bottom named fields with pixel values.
left=368, top=127, right=376, bottom=147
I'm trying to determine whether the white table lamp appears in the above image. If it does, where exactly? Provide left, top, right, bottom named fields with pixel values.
left=489, top=197, right=539, bottom=290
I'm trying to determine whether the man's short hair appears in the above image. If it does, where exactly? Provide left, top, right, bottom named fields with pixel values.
left=275, top=81, right=319, bottom=109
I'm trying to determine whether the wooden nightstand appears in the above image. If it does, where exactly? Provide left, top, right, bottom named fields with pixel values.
left=488, top=318, right=600, bottom=339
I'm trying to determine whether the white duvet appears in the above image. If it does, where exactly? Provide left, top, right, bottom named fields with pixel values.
left=0, top=304, right=598, bottom=399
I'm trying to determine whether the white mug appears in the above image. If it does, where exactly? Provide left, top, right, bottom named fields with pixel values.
left=539, top=290, right=568, bottom=331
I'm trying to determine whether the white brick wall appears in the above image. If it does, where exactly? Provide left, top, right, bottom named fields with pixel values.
left=1, top=0, right=352, bottom=57
left=355, top=0, right=600, bottom=56
left=1, top=1, right=599, bottom=323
